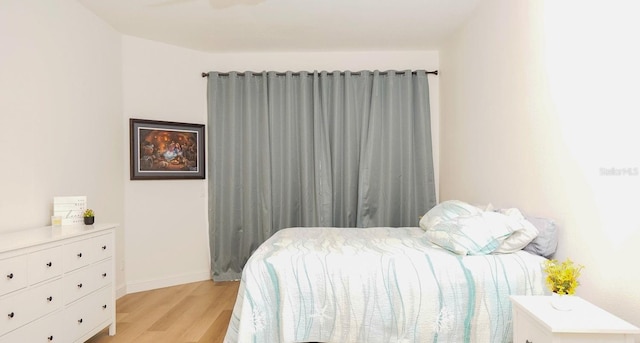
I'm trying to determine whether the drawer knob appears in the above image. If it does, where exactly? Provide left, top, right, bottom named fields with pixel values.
left=526, top=340, right=533, bottom=343
left=77, top=283, right=83, bottom=288
left=47, top=296, right=53, bottom=302
left=46, top=262, right=52, bottom=267
left=78, top=318, right=83, bottom=324
left=102, top=304, right=107, bottom=309
left=6, top=273, right=13, bottom=279
left=102, top=272, right=107, bottom=277
left=77, top=252, right=83, bottom=258
left=48, top=336, right=53, bottom=341
left=102, top=245, right=107, bottom=250
left=8, top=312, right=14, bottom=318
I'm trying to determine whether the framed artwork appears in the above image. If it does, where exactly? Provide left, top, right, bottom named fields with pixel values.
left=129, top=118, right=205, bottom=180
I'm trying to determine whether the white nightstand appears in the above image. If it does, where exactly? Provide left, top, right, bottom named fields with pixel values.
left=510, top=296, right=640, bottom=343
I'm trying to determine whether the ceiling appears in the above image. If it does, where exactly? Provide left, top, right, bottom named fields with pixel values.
left=78, top=0, right=481, bottom=53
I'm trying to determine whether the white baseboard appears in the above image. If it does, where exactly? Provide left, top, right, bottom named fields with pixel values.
left=116, top=283, right=127, bottom=299
left=125, top=270, right=211, bottom=294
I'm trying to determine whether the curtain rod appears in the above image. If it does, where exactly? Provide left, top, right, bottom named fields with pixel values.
left=201, top=70, right=438, bottom=78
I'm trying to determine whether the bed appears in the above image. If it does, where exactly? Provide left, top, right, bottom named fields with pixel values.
left=223, top=201, right=556, bottom=343
left=225, top=228, right=551, bottom=342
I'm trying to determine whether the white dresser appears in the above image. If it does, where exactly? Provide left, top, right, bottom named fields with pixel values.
left=0, top=224, right=117, bottom=343
left=511, top=295, right=640, bottom=343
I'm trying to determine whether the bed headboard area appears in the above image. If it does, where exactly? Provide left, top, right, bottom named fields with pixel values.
left=522, top=215, right=558, bottom=258
left=419, top=200, right=558, bottom=258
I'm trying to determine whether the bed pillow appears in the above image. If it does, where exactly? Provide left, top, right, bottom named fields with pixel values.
left=419, top=200, right=482, bottom=231
left=522, top=216, right=558, bottom=258
left=424, top=211, right=517, bottom=255
left=492, top=208, right=539, bottom=254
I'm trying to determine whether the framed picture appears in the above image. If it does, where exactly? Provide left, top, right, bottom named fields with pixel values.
left=130, top=118, right=205, bottom=180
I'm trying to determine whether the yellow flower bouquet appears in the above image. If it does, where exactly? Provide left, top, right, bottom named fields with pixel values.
left=543, top=258, right=584, bottom=295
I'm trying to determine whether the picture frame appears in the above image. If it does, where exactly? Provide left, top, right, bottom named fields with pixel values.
left=129, top=118, right=205, bottom=180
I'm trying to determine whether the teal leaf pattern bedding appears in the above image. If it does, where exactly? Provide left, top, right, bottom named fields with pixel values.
left=224, top=227, right=546, bottom=343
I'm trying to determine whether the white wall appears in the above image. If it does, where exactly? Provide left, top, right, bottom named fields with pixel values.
left=122, top=36, right=440, bottom=291
left=0, top=0, right=125, bottom=290
left=440, top=0, right=640, bottom=327
left=122, top=37, right=213, bottom=292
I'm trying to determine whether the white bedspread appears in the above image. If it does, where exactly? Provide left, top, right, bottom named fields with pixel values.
left=224, top=227, right=546, bottom=343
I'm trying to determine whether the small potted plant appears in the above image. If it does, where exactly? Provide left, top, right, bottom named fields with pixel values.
left=543, top=258, right=584, bottom=310
left=83, top=209, right=95, bottom=225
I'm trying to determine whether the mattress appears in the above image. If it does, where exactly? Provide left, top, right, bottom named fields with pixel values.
left=224, top=227, right=546, bottom=343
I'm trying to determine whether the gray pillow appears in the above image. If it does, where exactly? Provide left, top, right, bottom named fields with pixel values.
left=522, top=216, right=558, bottom=258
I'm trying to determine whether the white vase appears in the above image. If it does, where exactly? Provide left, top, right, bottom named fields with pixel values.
left=550, top=292, right=574, bottom=311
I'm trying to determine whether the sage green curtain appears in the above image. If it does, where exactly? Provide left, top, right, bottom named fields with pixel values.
left=207, top=70, right=436, bottom=281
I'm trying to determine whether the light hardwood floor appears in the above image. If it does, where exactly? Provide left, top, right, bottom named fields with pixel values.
left=86, top=280, right=240, bottom=343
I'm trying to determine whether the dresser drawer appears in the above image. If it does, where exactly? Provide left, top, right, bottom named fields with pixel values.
left=0, top=311, right=63, bottom=343
left=63, top=286, right=112, bottom=343
left=516, top=318, right=552, bottom=343
left=0, top=255, right=27, bottom=296
left=0, top=278, right=62, bottom=336
left=63, top=259, right=112, bottom=305
left=62, top=233, right=113, bottom=272
left=28, top=246, right=63, bottom=285
left=93, top=233, right=114, bottom=262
